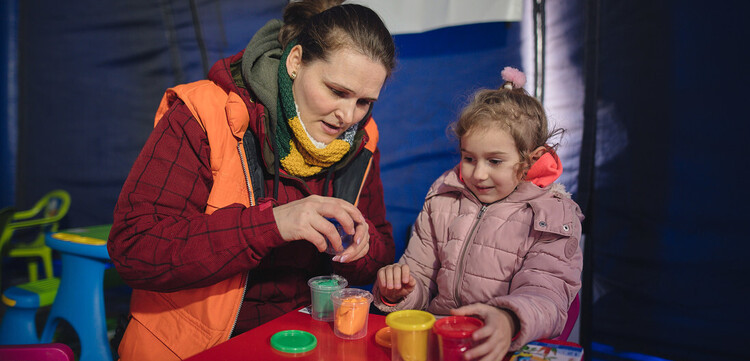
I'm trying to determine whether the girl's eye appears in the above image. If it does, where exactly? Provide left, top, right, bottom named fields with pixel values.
left=330, top=88, right=345, bottom=97
left=489, top=159, right=503, bottom=165
left=462, top=156, right=474, bottom=163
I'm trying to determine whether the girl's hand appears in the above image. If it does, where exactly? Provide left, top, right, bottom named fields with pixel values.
left=451, top=304, right=517, bottom=361
left=375, top=264, right=416, bottom=303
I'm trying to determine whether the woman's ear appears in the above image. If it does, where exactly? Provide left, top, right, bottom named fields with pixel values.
left=286, top=44, right=303, bottom=78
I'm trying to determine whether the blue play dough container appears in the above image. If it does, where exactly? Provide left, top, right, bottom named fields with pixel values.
left=324, top=218, right=354, bottom=255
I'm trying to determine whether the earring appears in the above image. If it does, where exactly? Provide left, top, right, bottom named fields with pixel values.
left=290, top=71, right=297, bottom=80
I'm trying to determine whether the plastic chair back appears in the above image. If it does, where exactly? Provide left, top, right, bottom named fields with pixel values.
left=0, top=190, right=71, bottom=288
left=0, top=343, right=74, bottom=361
left=554, top=293, right=580, bottom=341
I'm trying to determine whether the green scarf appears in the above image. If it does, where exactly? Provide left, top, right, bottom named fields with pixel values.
left=276, top=41, right=351, bottom=177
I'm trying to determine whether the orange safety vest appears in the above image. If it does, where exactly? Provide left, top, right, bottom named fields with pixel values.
left=117, top=80, right=379, bottom=360
left=117, top=80, right=251, bottom=361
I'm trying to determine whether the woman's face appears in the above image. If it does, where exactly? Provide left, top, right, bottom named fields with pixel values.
left=286, top=45, right=387, bottom=145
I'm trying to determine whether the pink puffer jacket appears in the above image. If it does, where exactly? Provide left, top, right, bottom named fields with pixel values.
left=374, top=165, right=583, bottom=350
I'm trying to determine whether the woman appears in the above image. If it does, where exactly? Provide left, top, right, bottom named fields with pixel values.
left=107, top=1, right=396, bottom=359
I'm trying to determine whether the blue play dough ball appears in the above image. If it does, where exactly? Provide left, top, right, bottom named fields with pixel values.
left=324, top=217, right=354, bottom=254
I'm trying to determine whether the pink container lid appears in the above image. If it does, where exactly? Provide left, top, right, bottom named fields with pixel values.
left=433, top=316, right=483, bottom=339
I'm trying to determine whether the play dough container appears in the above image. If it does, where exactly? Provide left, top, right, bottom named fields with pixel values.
left=385, top=310, right=436, bottom=361
left=324, top=217, right=355, bottom=255
left=308, top=275, right=348, bottom=321
left=433, top=316, right=484, bottom=361
left=270, top=330, right=317, bottom=355
left=331, top=288, right=373, bottom=339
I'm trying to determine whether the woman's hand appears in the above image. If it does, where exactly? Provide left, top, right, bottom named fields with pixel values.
left=272, top=195, right=369, bottom=262
left=375, top=264, right=416, bottom=303
left=331, top=219, right=370, bottom=263
left=451, top=304, right=517, bottom=361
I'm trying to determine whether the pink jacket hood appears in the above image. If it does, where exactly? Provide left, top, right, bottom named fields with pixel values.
left=525, top=149, right=563, bottom=188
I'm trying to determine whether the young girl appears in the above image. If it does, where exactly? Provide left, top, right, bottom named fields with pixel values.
left=373, top=67, right=583, bottom=360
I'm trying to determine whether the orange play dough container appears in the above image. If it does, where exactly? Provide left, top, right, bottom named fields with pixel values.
left=375, top=326, right=392, bottom=348
left=331, top=288, right=373, bottom=340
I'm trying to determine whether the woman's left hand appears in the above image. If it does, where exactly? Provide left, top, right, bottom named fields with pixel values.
left=332, top=220, right=369, bottom=263
left=451, top=303, right=517, bottom=361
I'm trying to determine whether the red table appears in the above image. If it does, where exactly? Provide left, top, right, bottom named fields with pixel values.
left=184, top=307, right=582, bottom=361
left=185, top=307, right=391, bottom=361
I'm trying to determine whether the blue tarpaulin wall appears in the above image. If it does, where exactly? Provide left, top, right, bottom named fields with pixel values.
left=582, top=1, right=750, bottom=360
left=2, top=1, right=749, bottom=361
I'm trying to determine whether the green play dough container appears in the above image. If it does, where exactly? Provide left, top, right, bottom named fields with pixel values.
left=307, top=274, right=348, bottom=321
left=270, top=330, right=317, bottom=354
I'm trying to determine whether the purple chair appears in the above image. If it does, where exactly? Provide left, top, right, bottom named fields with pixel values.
left=554, top=293, right=581, bottom=341
left=0, top=343, right=74, bottom=361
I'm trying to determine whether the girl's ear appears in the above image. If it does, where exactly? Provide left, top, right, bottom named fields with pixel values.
left=518, top=146, right=548, bottom=181
left=286, top=44, right=303, bottom=78
left=529, top=146, right=547, bottom=163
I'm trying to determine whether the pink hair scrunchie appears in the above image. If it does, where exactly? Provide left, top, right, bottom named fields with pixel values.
left=501, top=66, right=526, bottom=89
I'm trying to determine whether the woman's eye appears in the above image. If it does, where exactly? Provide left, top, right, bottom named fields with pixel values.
left=330, top=88, right=345, bottom=97
left=462, top=156, right=474, bottom=163
left=489, top=159, right=503, bottom=165
left=357, top=99, right=373, bottom=107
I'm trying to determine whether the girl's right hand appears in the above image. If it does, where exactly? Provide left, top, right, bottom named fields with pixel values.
left=450, top=304, right=516, bottom=361
left=376, top=264, right=416, bottom=303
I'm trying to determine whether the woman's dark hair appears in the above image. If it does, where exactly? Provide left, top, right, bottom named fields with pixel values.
left=279, top=0, right=396, bottom=77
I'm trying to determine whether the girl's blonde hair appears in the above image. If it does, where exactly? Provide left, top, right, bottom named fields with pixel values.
left=450, top=81, right=563, bottom=171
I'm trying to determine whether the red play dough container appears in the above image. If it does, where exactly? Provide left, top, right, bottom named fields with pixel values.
left=432, top=316, right=484, bottom=361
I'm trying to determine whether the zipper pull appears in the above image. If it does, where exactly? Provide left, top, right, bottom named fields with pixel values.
left=477, top=205, right=487, bottom=219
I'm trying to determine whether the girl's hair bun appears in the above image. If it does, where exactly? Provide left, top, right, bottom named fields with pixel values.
left=501, top=66, right=526, bottom=90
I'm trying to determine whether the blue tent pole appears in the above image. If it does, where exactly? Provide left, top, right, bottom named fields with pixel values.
left=1, top=0, right=18, bottom=207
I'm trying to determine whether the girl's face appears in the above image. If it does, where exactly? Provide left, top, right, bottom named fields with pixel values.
left=286, top=45, right=387, bottom=145
left=460, top=126, right=524, bottom=204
